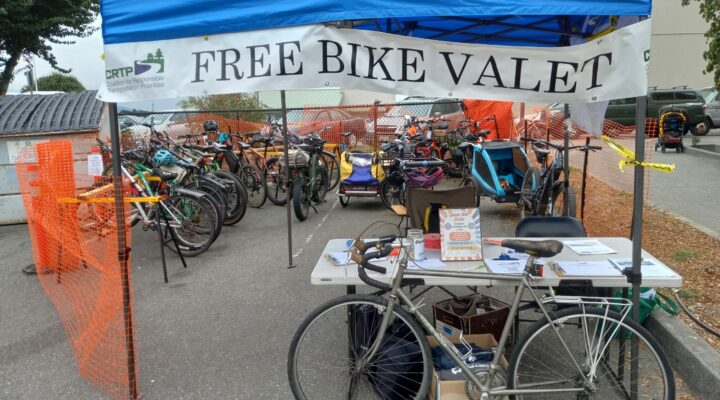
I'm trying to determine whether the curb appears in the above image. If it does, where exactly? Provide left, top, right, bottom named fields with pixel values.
left=645, top=202, right=720, bottom=241
left=685, top=144, right=720, bottom=161
left=646, top=311, right=720, bottom=398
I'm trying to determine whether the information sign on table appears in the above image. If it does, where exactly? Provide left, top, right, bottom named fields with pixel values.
left=439, top=208, right=483, bottom=261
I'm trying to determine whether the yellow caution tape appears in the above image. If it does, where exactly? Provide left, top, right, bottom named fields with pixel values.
left=60, top=196, right=160, bottom=204
left=601, top=135, right=675, bottom=173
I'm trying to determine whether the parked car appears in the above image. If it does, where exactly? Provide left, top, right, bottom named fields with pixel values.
left=285, top=108, right=366, bottom=138
left=699, top=87, right=719, bottom=133
left=118, top=114, right=143, bottom=129
left=124, top=111, right=197, bottom=139
left=368, top=96, right=465, bottom=138
left=605, top=88, right=707, bottom=134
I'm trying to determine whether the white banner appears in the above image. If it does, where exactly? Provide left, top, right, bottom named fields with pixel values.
left=98, top=20, right=651, bottom=103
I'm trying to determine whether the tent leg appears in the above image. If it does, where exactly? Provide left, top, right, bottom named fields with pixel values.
left=629, top=95, right=647, bottom=400
left=281, top=91, right=296, bottom=269
left=108, top=102, right=139, bottom=400
left=563, top=103, right=570, bottom=216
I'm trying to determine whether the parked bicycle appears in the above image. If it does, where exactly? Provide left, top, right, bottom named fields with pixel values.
left=287, top=225, right=675, bottom=399
left=378, top=158, right=445, bottom=210
left=287, top=133, right=330, bottom=221
left=519, top=138, right=601, bottom=218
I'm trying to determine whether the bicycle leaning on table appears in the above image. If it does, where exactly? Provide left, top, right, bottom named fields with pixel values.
left=287, top=229, right=674, bottom=399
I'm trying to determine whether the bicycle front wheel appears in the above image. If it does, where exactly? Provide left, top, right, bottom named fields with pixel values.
left=507, top=306, right=675, bottom=399
left=288, top=294, right=432, bottom=400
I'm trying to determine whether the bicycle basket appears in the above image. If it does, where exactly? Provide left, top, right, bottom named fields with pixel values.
left=281, top=149, right=310, bottom=168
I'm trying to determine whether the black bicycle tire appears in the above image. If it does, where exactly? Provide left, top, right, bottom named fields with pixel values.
left=237, top=164, right=267, bottom=209
left=162, top=194, right=217, bottom=257
left=265, top=157, right=288, bottom=206
left=195, top=182, right=227, bottom=231
left=321, top=151, right=341, bottom=190
left=507, top=306, right=675, bottom=400
left=293, top=176, right=310, bottom=221
left=287, top=294, right=433, bottom=400
left=551, top=181, right=577, bottom=218
left=520, top=167, right=540, bottom=219
left=379, top=179, right=403, bottom=210
left=314, top=165, right=330, bottom=203
left=213, top=170, right=248, bottom=225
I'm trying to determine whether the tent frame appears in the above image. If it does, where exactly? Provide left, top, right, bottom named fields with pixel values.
left=103, top=11, right=652, bottom=400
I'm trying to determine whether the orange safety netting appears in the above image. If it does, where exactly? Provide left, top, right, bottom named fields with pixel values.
left=463, top=99, right=515, bottom=140
left=515, top=108, right=659, bottom=140
left=15, top=141, right=139, bottom=400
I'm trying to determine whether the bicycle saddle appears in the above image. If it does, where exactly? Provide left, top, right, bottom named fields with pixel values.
left=239, top=142, right=252, bottom=149
left=464, top=133, right=478, bottom=142
left=435, top=124, right=449, bottom=130
left=151, top=168, right=178, bottom=182
left=341, top=132, right=353, bottom=137
left=501, top=239, right=563, bottom=258
left=458, top=142, right=474, bottom=149
left=477, top=129, right=491, bottom=137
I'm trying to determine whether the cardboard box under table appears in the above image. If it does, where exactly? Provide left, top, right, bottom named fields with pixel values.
left=433, top=294, right=510, bottom=341
left=428, top=334, right=508, bottom=400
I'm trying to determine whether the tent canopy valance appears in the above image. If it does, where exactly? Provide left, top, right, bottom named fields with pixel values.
left=101, top=0, right=651, bottom=46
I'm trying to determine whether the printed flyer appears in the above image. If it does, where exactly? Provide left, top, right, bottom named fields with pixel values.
left=439, top=208, right=483, bottom=261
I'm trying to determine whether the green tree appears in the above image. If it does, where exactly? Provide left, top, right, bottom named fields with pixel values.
left=681, top=0, right=720, bottom=89
left=180, top=93, right=264, bottom=121
left=155, top=49, right=163, bottom=59
left=0, top=1, right=99, bottom=95
left=21, top=71, right=85, bottom=93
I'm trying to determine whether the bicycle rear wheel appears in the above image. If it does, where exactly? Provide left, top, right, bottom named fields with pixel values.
left=265, top=157, right=289, bottom=206
left=213, top=170, right=248, bottom=225
left=161, top=194, right=217, bottom=257
left=288, top=294, right=432, bottom=400
left=507, top=306, right=674, bottom=399
left=238, top=164, right=267, bottom=209
left=320, top=151, right=340, bottom=191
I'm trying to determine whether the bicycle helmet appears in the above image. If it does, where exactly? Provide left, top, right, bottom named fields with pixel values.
left=203, top=120, right=219, bottom=132
left=152, top=149, right=176, bottom=166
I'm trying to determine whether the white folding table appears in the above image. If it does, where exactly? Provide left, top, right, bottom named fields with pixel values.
left=312, top=237, right=683, bottom=293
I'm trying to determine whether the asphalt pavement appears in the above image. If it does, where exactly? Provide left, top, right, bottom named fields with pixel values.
left=0, top=180, right=519, bottom=399
left=649, top=129, right=720, bottom=235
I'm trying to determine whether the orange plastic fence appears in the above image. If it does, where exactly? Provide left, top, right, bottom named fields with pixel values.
left=15, top=141, right=138, bottom=400
left=463, top=99, right=515, bottom=140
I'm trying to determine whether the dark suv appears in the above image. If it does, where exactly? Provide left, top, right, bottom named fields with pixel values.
left=605, top=88, right=706, bottom=134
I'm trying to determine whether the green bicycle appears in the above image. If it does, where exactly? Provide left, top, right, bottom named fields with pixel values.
left=288, top=133, right=330, bottom=221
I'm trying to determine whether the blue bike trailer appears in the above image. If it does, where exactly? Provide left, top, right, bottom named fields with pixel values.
left=470, top=141, right=532, bottom=203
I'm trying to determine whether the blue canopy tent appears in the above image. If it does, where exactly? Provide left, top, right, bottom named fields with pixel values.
left=99, top=1, right=655, bottom=398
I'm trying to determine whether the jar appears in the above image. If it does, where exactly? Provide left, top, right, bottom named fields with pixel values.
left=407, top=229, right=425, bottom=261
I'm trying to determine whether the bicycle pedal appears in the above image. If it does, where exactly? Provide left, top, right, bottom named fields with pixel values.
left=310, top=205, right=318, bottom=213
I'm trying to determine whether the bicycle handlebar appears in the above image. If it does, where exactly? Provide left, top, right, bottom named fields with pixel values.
left=351, top=238, right=396, bottom=291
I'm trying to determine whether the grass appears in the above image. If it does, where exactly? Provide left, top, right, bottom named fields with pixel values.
left=672, top=249, right=698, bottom=262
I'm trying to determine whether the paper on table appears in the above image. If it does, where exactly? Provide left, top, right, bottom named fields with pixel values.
left=554, top=261, right=623, bottom=276
left=609, top=258, right=677, bottom=277
left=562, top=239, right=617, bottom=255
left=407, top=258, right=446, bottom=270
left=484, top=259, right=526, bottom=274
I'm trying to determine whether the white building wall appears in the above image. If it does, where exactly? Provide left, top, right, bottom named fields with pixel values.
left=649, top=0, right=714, bottom=90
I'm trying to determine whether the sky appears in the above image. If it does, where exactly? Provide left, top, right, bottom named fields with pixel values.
left=6, top=18, right=180, bottom=110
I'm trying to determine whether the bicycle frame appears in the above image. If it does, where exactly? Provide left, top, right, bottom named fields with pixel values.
left=359, top=251, right=634, bottom=397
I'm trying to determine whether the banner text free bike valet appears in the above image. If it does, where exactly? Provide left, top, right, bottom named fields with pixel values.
left=98, top=19, right=651, bottom=103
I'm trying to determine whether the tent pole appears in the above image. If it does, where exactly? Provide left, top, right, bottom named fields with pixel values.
left=108, top=102, right=139, bottom=400
left=563, top=103, right=570, bottom=216
left=281, top=91, right=296, bottom=269
left=629, top=95, right=647, bottom=399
